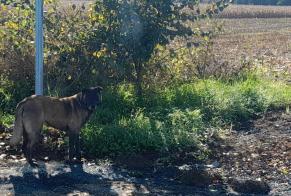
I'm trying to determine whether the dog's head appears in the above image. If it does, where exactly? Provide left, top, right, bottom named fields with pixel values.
left=80, top=86, right=103, bottom=111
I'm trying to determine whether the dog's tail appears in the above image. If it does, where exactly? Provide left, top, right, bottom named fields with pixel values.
left=10, top=102, right=25, bottom=146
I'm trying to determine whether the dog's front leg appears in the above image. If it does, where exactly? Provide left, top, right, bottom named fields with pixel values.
left=68, top=132, right=77, bottom=162
left=75, top=132, right=81, bottom=161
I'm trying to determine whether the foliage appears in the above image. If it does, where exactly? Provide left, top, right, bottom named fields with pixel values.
left=0, top=0, right=35, bottom=85
left=44, top=1, right=102, bottom=95
left=0, top=0, right=231, bottom=98
left=0, top=75, right=33, bottom=113
left=0, top=0, right=102, bottom=96
left=0, top=112, right=14, bottom=128
left=146, top=19, right=227, bottom=87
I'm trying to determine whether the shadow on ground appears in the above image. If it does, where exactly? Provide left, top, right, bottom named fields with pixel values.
left=3, top=159, right=229, bottom=195
left=0, top=126, right=229, bottom=195
left=9, top=163, right=118, bottom=195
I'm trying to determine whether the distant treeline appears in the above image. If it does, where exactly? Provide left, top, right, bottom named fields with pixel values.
left=233, top=0, right=291, bottom=5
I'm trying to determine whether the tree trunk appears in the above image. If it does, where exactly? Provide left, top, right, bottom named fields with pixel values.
left=135, top=61, right=143, bottom=100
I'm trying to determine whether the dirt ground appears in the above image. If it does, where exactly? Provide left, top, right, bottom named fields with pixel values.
left=211, top=110, right=291, bottom=195
left=0, top=111, right=290, bottom=195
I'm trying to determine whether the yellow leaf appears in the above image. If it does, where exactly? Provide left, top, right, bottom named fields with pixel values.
left=1, top=4, right=7, bottom=11
left=280, top=167, right=288, bottom=175
left=60, top=27, right=65, bottom=34
left=92, top=51, right=102, bottom=58
left=44, top=0, right=55, bottom=5
left=98, top=15, right=105, bottom=21
left=5, top=21, right=18, bottom=30
left=155, top=44, right=164, bottom=51
left=92, top=48, right=107, bottom=58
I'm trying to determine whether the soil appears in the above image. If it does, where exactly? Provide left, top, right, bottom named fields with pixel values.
left=0, top=111, right=290, bottom=195
left=211, top=110, right=291, bottom=195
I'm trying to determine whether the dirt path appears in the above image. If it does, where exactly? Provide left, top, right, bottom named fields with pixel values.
left=213, top=111, right=291, bottom=195
left=0, top=111, right=290, bottom=195
left=0, top=159, right=229, bottom=195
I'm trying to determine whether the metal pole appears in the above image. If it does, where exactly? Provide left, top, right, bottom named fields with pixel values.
left=35, top=0, right=44, bottom=95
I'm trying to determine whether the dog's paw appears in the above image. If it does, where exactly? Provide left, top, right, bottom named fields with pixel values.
left=65, top=158, right=83, bottom=165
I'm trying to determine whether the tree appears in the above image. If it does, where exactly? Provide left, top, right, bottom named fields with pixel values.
left=89, top=0, right=231, bottom=98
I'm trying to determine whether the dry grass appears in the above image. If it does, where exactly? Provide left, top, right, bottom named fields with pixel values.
left=217, top=4, right=291, bottom=18
left=212, top=17, right=291, bottom=78
left=189, top=4, right=291, bottom=78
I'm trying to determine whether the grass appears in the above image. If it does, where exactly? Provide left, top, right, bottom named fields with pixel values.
left=81, top=73, right=291, bottom=157
left=2, top=72, right=291, bottom=157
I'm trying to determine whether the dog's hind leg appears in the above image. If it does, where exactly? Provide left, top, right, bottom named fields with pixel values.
left=26, top=138, right=38, bottom=167
left=23, top=122, right=42, bottom=167
left=22, top=129, right=40, bottom=167
left=22, top=131, right=28, bottom=158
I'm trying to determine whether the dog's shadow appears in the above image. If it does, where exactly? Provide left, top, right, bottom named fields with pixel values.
left=9, top=162, right=120, bottom=195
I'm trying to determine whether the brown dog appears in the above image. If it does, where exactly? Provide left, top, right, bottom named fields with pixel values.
left=10, top=87, right=102, bottom=166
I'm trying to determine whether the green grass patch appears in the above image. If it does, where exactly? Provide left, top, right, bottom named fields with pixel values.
left=0, top=112, right=14, bottom=128
left=82, top=75, right=291, bottom=156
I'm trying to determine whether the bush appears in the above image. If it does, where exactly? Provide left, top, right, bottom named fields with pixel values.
left=0, top=112, right=14, bottom=128
left=0, top=0, right=103, bottom=96
left=0, top=76, right=33, bottom=113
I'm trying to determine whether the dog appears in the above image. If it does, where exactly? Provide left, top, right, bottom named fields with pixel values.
left=9, top=86, right=103, bottom=166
